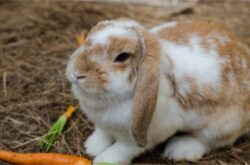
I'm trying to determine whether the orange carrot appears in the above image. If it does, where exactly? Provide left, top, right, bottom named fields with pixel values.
left=77, top=33, right=85, bottom=47
left=0, top=150, right=92, bottom=165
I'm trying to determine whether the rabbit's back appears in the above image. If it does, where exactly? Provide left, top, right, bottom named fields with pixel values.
left=152, top=20, right=250, bottom=111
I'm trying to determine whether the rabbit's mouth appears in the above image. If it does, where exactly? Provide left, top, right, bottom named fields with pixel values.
left=74, top=83, right=123, bottom=101
left=74, top=81, right=109, bottom=95
left=82, top=86, right=108, bottom=95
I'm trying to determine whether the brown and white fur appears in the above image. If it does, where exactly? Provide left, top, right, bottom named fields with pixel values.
left=66, top=19, right=250, bottom=163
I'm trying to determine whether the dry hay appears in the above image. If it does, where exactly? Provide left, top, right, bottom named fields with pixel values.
left=0, top=1, right=250, bottom=165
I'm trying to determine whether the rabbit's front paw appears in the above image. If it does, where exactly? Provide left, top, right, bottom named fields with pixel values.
left=163, top=135, right=207, bottom=161
left=93, top=150, right=128, bottom=163
left=93, top=141, right=143, bottom=163
left=84, top=129, right=113, bottom=157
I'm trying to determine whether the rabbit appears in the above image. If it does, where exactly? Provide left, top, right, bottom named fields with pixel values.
left=66, top=18, right=250, bottom=163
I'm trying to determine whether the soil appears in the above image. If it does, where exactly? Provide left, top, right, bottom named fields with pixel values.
left=0, top=1, right=249, bottom=164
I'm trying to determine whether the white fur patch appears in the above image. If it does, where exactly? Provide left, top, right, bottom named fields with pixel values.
left=112, top=20, right=142, bottom=29
left=90, top=26, right=136, bottom=45
left=94, top=141, right=144, bottom=163
left=66, top=58, right=78, bottom=84
left=147, top=71, right=182, bottom=147
left=85, top=128, right=113, bottom=156
left=101, top=99, right=133, bottom=131
left=150, top=22, right=178, bottom=33
left=161, top=35, right=225, bottom=95
left=106, top=69, right=135, bottom=95
left=164, top=135, right=207, bottom=161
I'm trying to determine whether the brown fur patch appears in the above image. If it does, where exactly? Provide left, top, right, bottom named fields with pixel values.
left=157, top=20, right=237, bottom=45
left=73, top=43, right=108, bottom=91
left=108, top=37, right=138, bottom=57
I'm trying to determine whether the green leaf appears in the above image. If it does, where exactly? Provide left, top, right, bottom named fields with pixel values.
left=38, top=115, right=67, bottom=152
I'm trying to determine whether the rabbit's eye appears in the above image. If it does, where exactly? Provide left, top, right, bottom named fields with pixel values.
left=114, top=53, right=130, bottom=63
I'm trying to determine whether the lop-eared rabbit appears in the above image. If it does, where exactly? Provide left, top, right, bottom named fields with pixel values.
left=66, top=19, right=250, bottom=163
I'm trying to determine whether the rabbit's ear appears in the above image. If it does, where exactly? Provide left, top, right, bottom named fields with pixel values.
left=130, top=30, right=161, bottom=147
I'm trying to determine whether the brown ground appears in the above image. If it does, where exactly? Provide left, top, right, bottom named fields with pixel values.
left=0, top=1, right=250, bottom=165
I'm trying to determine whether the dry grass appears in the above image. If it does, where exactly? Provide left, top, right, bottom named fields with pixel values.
left=0, top=1, right=249, bottom=165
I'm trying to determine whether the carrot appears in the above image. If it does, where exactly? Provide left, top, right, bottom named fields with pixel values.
left=0, top=150, right=92, bottom=165
left=77, top=33, right=85, bottom=47
left=39, top=106, right=76, bottom=151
